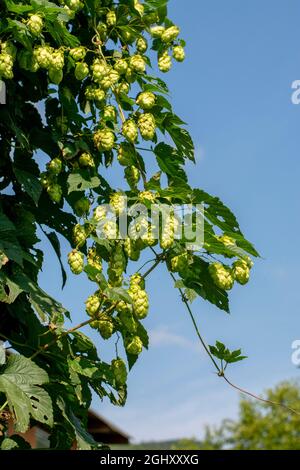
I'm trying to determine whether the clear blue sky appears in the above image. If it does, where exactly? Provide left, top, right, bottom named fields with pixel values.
left=39, top=0, right=300, bottom=442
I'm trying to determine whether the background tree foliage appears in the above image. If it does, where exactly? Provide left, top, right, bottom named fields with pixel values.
left=200, top=381, right=300, bottom=450
left=0, top=0, right=258, bottom=449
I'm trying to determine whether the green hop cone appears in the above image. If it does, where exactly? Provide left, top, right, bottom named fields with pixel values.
left=94, top=129, right=115, bottom=151
left=108, top=244, right=126, bottom=287
left=102, top=220, right=118, bottom=240
left=49, top=50, right=64, bottom=71
left=169, top=252, right=190, bottom=273
left=70, top=47, right=86, bottom=61
left=130, top=273, right=145, bottom=289
left=106, top=10, right=117, bottom=27
left=66, top=0, right=83, bottom=11
left=0, top=53, right=14, bottom=79
left=34, top=46, right=52, bottom=69
left=129, top=54, right=146, bottom=73
left=138, top=190, right=157, bottom=204
left=161, top=25, right=180, bottom=43
left=208, top=262, right=234, bottom=291
left=150, top=26, right=165, bottom=38
left=158, top=51, right=172, bottom=73
left=94, top=88, right=106, bottom=103
left=110, top=192, right=126, bottom=215
left=131, top=287, right=149, bottom=320
left=136, top=92, right=156, bottom=110
left=73, top=224, right=87, bottom=248
left=111, top=359, right=127, bottom=386
left=48, top=68, right=63, bottom=85
left=91, top=59, right=109, bottom=83
left=93, top=205, right=107, bottom=222
left=103, top=105, right=117, bottom=122
left=138, top=113, right=156, bottom=141
left=116, top=82, right=130, bottom=94
left=136, top=37, right=148, bottom=53
left=47, top=183, right=62, bottom=203
left=122, top=119, right=138, bottom=143
left=114, top=58, right=128, bottom=75
left=160, top=213, right=177, bottom=250
left=27, top=14, right=43, bottom=36
left=218, top=235, right=236, bottom=247
left=117, top=142, right=134, bottom=166
left=125, top=336, right=143, bottom=355
left=75, top=62, right=89, bottom=80
left=85, top=294, right=100, bottom=317
left=0, top=251, right=9, bottom=268
left=68, top=249, right=84, bottom=275
left=87, top=247, right=103, bottom=272
left=47, top=157, right=63, bottom=175
left=79, top=152, right=95, bottom=168
left=134, top=0, right=144, bottom=16
left=232, top=260, right=250, bottom=286
left=125, top=166, right=140, bottom=189
left=124, top=238, right=140, bottom=261
left=93, top=314, right=114, bottom=340
left=97, top=23, right=108, bottom=41
left=74, top=197, right=90, bottom=217
left=125, top=67, right=136, bottom=83
left=173, top=45, right=185, bottom=62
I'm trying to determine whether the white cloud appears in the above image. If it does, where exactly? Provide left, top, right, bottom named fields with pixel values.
left=149, top=326, right=201, bottom=353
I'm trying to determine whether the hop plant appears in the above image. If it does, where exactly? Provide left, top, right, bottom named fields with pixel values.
left=118, top=307, right=137, bottom=333
left=110, top=192, right=126, bottom=215
left=0, top=51, right=14, bottom=79
left=218, top=235, right=236, bottom=247
left=93, top=314, right=114, bottom=340
left=124, top=238, right=141, bottom=261
left=158, top=51, right=172, bottom=73
left=69, top=47, right=86, bottom=61
left=85, top=294, right=101, bottom=316
left=160, top=212, right=178, bottom=250
left=74, top=197, right=90, bottom=216
left=66, top=0, right=83, bottom=11
left=114, top=58, right=128, bottom=74
left=125, top=166, right=140, bottom=189
left=130, top=286, right=149, bottom=320
left=161, top=25, right=180, bottom=43
left=102, top=220, right=118, bottom=240
left=34, top=46, right=52, bottom=69
left=75, top=62, right=89, bottom=80
left=27, top=14, right=43, bottom=36
left=93, top=205, right=107, bottom=222
left=150, top=26, right=165, bottom=38
left=117, top=142, right=134, bottom=166
left=73, top=224, right=87, bottom=248
left=92, top=59, right=109, bottom=83
left=173, top=45, right=185, bottom=62
left=232, top=260, right=250, bottom=286
left=111, top=359, right=127, bottom=386
left=130, top=273, right=145, bottom=289
left=97, top=22, right=108, bottom=40
left=122, top=120, right=138, bottom=143
left=79, top=152, right=95, bottom=168
left=0, top=251, right=9, bottom=268
left=103, top=105, right=117, bottom=122
left=47, top=157, right=63, bottom=175
left=129, top=54, right=146, bottom=73
left=47, top=183, right=62, bottom=203
left=138, top=113, right=156, bottom=140
left=136, top=91, right=156, bottom=110
left=48, top=68, right=63, bottom=85
left=108, top=244, right=126, bottom=287
left=116, top=82, right=130, bottom=95
left=209, top=262, right=234, bottom=291
left=138, top=190, right=157, bottom=204
left=168, top=252, right=190, bottom=273
left=136, top=37, right=148, bottom=53
left=134, top=0, right=144, bottom=16
left=125, top=67, right=136, bottom=83
left=49, top=50, right=64, bottom=71
left=94, top=129, right=115, bottom=151
left=106, top=10, right=117, bottom=27
left=125, top=336, right=143, bottom=355
left=87, top=247, right=103, bottom=272
left=68, top=249, right=84, bottom=275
